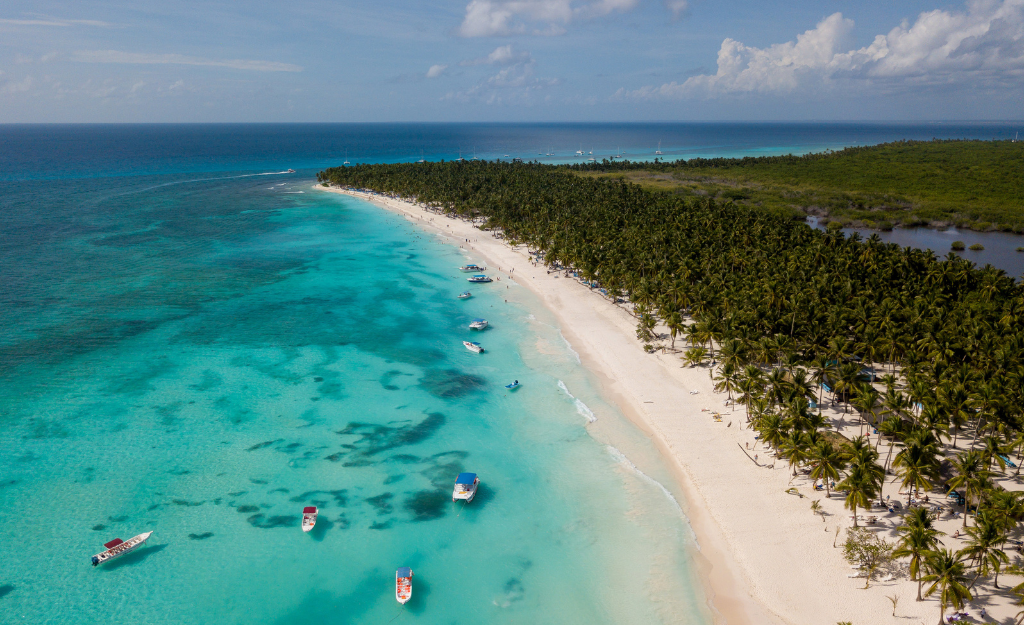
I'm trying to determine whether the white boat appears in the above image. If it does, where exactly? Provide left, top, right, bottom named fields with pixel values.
left=91, top=532, right=153, bottom=566
left=458, top=291, right=472, bottom=299
left=655, top=141, right=663, bottom=155
left=463, top=341, right=484, bottom=353
left=460, top=264, right=486, bottom=272
left=469, top=318, right=488, bottom=330
left=467, top=275, right=492, bottom=283
left=286, top=169, right=296, bottom=173
left=588, top=157, right=596, bottom=162
left=302, top=506, right=318, bottom=532
left=453, top=472, right=480, bottom=502
left=396, top=568, right=413, bottom=604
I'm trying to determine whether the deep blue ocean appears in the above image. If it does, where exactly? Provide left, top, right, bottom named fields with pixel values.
left=0, top=122, right=1020, bottom=624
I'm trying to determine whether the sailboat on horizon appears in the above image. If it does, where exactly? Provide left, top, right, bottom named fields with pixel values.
left=655, top=141, right=663, bottom=155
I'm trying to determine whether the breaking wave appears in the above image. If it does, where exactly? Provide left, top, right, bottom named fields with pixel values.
left=557, top=380, right=597, bottom=423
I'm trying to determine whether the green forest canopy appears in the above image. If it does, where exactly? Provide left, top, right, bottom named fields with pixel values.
left=574, top=140, right=1024, bottom=232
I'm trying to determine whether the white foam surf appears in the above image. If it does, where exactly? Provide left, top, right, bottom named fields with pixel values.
left=559, top=331, right=581, bottom=364
left=606, top=445, right=699, bottom=547
left=558, top=380, right=597, bottom=422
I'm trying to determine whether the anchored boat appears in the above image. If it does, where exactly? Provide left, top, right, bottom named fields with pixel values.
left=463, top=341, right=484, bottom=353
left=91, top=532, right=152, bottom=566
left=302, top=506, right=318, bottom=533
left=469, top=318, right=488, bottom=330
left=460, top=264, right=486, bottom=272
left=458, top=291, right=472, bottom=300
left=467, top=274, right=492, bottom=283
left=505, top=380, right=520, bottom=390
left=453, top=472, right=480, bottom=502
left=396, top=567, right=413, bottom=604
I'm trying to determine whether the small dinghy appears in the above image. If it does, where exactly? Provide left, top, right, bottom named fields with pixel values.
left=463, top=341, right=484, bottom=353
left=453, top=472, right=480, bottom=502
left=396, top=567, right=413, bottom=604
left=467, top=274, right=492, bottom=283
left=458, top=291, right=472, bottom=300
left=91, top=532, right=153, bottom=567
left=469, top=318, right=488, bottom=330
left=302, top=506, right=318, bottom=533
left=505, top=380, right=520, bottom=390
left=460, top=264, right=486, bottom=272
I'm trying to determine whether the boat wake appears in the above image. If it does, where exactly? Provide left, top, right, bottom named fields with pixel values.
left=605, top=445, right=699, bottom=547
left=557, top=380, right=597, bottom=423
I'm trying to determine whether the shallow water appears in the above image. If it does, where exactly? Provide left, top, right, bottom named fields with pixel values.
left=0, top=145, right=707, bottom=624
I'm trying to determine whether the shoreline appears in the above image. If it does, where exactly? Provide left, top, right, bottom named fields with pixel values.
left=316, top=184, right=977, bottom=625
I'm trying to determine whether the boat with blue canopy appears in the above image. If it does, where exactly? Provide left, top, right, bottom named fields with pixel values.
left=453, top=472, right=480, bottom=502
left=469, top=318, right=488, bottom=330
left=396, top=567, right=413, bottom=604
left=467, top=274, right=492, bottom=283
left=505, top=380, right=520, bottom=390
left=460, top=263, right=486, bottom=272
left=458, top=291, right=472, bottom=299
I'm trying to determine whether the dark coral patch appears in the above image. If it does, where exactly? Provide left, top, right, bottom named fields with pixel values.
left=91, top=524, right=106, bottom=531
left=237, top=505, right=261, bottom=513
left=0, top=585, right=13, bottom=599
left=404, top=490, right=447, bottom=522
left=388, top=454, right=420, bottom=464
left=250, top=478, right=268, bottom=485
left=384, top=475, right=405, bottom=485
left=172, top=499, right=204, bottom=507
left=365, top=493, right=394, bottom=515
left=419, top=369, right=486, bottom=398
left=188, top=532, right=215, bottom=540
left=247, top=514, right=298, bottom=529
left=228, top=491, right=248, bottom=497
left=289, top=490, right=347, bottom=507
left=247, top=439, right=283, bottom=452
left=369, top=519, right=394, bottom=530
left=335, top=412, right=445, bottom=461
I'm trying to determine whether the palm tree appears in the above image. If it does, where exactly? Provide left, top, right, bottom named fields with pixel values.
left=780, top=430, right=810, bottom=478
left=837, top=463, right=877, bottom=527
left=922, top=549, right=972, bottom=625
left=713, top=362, right=739, bottom=402
left=808, top=440, right=846, bottom=498
left=755, top=413, right=785, bottom=451
left=962, top=512, right=1009, bottom=588
left=846, top=435, right=886, bottom=507
left=851, top=383, right=881, bottom=436
left=893, top=432, right=940, bottom=507
left=947, top=450, right=991, bottom=528
left=894, top=516, right=943, bottom=600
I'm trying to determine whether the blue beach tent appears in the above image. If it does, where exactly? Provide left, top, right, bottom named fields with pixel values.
left=455, top=473, right=477, bottom=485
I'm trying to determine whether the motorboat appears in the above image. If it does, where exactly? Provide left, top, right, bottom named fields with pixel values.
left=460, top=264, right=486, bottom=273
left=463, top=341, right=484, bottom=353
left=453, top=472, right=480, bottom=502
left=505, top=380, right=520, bottom=390
left=302, top=506, right=318, bottom=532
left=286, top=169, right=296, bottom=173
left=91, top=532, right=153, bottom=566
left=467, top=275, right=492, bottom=283
left=458, top=291, right=472, bottom=300
left=396, top=568, right=413, bottom=604
left=469, top=319, right=488, bottom=330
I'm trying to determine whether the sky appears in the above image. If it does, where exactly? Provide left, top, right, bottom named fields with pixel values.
left=0, top=0, right=1022, bottom=122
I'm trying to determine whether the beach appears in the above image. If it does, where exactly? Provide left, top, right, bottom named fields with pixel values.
left=323, top=185, right=1022, bottom=625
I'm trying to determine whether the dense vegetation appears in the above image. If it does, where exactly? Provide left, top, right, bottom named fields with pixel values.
left=573, top=140, right=1024, bottom=232
left=319, top=160, right=1024, bottom=621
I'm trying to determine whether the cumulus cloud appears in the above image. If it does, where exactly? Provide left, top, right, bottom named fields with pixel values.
left=457, top=0, right=638, bottom=37
left=426, top=64, right=448, bottom=78
left=71, top=50, right=302, bottom=72
left=1, top=75, right=34, bottom=94
left=461, top=45, right=533, bottom=66
left=622, top=0, right=1024, bottom=98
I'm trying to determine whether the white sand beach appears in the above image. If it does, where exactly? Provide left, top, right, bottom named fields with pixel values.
left=320, top=185, right=1022, bottom=625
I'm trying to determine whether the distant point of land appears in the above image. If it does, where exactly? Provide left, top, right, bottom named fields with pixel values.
left=573, top=140, right=1024, bottom=233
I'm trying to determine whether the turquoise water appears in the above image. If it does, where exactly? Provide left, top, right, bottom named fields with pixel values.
left=0, top=156, right=707, bottom=623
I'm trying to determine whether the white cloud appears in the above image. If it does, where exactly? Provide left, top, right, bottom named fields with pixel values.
left=426, top=64, right=448, bottom=78
left=623, top=0, right=1024, bottom=98
left=457, top=0, right=638, bottom=37
left=462, top=45, right=533, bottom=66
left=1, top=75, right=34, bottom=94
left=71, top=51, right=302, bottom=72
left=664, top=0, right=688, bottom=20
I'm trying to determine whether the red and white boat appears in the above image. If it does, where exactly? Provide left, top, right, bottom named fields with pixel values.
left=396, top=567, right=413, bottom=604
left=302, top=506, right=318, bottom=533
left=91, top=531, right=152, bottom=566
